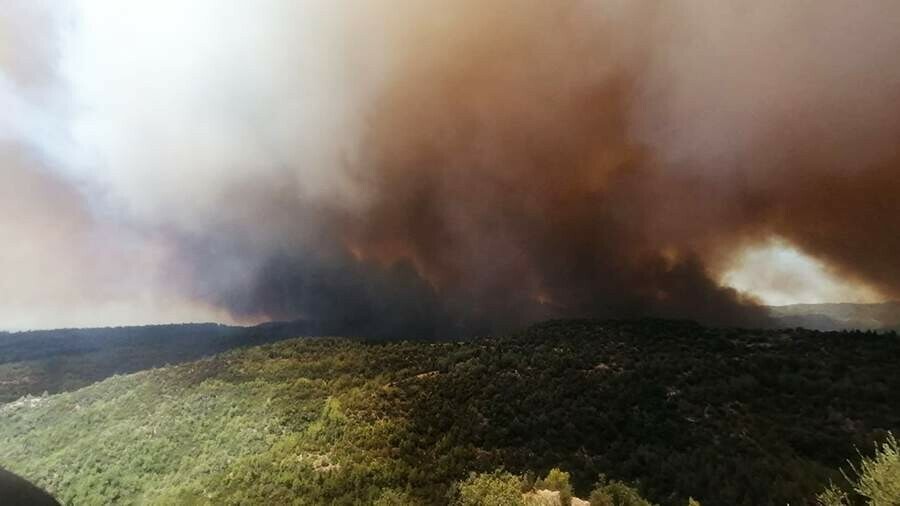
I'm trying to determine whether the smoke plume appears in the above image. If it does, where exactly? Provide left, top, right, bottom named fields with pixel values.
left=3, top=1, right=900, bottom=334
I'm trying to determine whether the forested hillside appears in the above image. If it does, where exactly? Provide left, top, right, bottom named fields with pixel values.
left=1, top=320, right=898, bottom=505
left=0, top=321, right=312, bottom=403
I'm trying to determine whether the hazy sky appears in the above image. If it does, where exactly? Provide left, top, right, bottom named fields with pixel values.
left=1, top=1, right=897, bottom=331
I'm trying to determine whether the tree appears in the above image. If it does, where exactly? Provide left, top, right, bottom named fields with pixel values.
left=537, top=468, right=573, bottom=506
left=521, top=470, right=537, bottom=493
left=374, top=488, right=417, bottom=506
left=454, top=471, right=523, bottom=506
left=589, top=475, right=652, bottom=506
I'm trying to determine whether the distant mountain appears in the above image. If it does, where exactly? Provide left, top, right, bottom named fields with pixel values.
left=768, top=301, right=900, bottom=331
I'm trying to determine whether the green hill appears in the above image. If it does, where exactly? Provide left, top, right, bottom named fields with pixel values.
left=1, top=320, right=897, bottom=505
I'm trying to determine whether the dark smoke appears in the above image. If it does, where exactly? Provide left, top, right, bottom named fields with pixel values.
left=179, top=1, right=771, bottom=337
left=187, top=1, right=900, bottom=337
left=7, top=1, right=900, bottom=334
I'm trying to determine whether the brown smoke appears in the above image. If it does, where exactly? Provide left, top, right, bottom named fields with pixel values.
left=184, top=1, right=900, bottom=336
left=7, top=1, right=900, bottom=334
left=331, top=1, right=765, bottom=332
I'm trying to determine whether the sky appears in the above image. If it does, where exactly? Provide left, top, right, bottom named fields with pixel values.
left=1, top=1, right=897, bottom=332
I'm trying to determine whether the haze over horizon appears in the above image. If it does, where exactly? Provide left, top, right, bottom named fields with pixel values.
left=2, top=1, right=899, bottom=334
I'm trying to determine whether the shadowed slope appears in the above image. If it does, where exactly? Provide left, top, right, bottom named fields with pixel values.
left=0, top=467, right=60, bottom=506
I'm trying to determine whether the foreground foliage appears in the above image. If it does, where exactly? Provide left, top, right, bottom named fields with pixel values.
left=0, top=319, right=898, bottom=505
left=818, top=432, right=900, bottom=505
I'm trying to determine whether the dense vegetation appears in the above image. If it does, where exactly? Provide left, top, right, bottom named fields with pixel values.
left=0, top=321, right=311, bottom=403
left=0, top=319, right=898, bottom=505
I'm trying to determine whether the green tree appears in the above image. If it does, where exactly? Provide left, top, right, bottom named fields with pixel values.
left=374, top=488, right=418, bottom=505
left=537, top=468, right=573, bottom=506
left=589, top=475, right=653, bottom=506
left=521, top=470, right=537, bottom=493
left=455, top=471, right=524, bottom=506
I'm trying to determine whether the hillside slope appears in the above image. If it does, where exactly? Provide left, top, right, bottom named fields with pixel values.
left=1, top=320, right=897, bottom=505
left=0, top=320, right=312, bottom=403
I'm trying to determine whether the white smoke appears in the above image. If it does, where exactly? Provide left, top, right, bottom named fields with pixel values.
left=59, top=0, right=372, bottom=231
